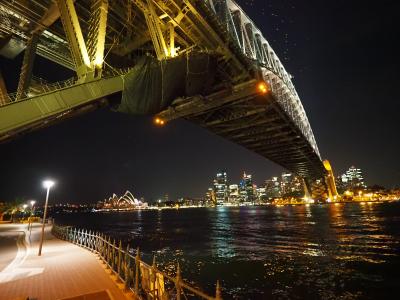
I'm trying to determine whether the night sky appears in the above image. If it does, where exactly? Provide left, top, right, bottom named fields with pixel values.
left=1, top=0, right=399, bottom=204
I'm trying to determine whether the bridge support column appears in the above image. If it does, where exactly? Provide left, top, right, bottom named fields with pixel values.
left=143, top=0, right=169, bottom=60
left=323, top=160, right=339, bottom=201
left=87, top=0, right=109, bottom=78
left=56, top=0, right=93, bottom=81
left=16, top=33, right=39, bottom=101
left=56, top=0, right=109, bottom=81
left=0, top=71, right=8, bottom=105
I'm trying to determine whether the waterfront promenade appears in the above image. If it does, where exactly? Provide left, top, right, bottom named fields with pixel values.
left=0, top=223, right=128, bottom=300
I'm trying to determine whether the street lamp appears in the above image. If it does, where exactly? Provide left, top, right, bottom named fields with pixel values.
left=22, top=204, right=28, bottom=221
left=29, top=200, right=36, bottom=235
left=38, top=180, right=55, bottom=256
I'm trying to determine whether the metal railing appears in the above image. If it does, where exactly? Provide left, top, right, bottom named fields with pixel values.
left=0, top=68, right=132, bottom=108
left=52, top=225, right=221, bottom=300
left=3, top=77, right=77, bottom=104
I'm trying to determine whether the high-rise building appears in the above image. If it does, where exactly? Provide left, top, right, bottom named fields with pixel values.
left=228, top=184, right=240, bottom=204
left=240, top=172, right=256, bottom=203
left=256, top=187, right=267, bottom=203
left=281, top=173, right=293, bottom=195
left=279, top=173, right=303, bottom=196
left=265, top=177, right=281, bottom=199
left=338, top=166, right=366, bottom=191
left=213, top=171, right=228, bottom=205
left=205, top=187, right=215, bottom=205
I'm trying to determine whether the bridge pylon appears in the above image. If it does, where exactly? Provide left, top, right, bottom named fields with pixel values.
left=323, top=160, right=339, bottom=201
left=56, top=0, right=108, bottom=82
left=307, top=160, right=339, bottom=202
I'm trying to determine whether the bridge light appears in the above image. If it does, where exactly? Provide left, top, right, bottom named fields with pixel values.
left=154, top=117, right=165, bottom=126
left=257, top=82, right=269, bottom=94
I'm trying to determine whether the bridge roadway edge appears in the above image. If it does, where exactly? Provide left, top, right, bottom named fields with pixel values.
left=0, top=223, right=131, bottom=300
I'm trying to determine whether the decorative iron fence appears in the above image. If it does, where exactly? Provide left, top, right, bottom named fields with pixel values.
left=52, top=225, right=221, bottom=300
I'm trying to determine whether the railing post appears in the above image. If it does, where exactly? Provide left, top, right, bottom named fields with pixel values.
left=101, top=234, right=106, bottom=259
left=95, top=232, right=99, bottom=252
left=104, top=236, right=108, bottom=264
left=73, top=228, right=76, bottom=244
left=152, top=256, right=157, bottom=299
left=135, top=247, right=140, bottom=294
left=112, top=239, right=116, bottom=271
left=117, top=240, right=122, bottom=279
left=107, top=237, right=111, bottom=266
left=176, top=263, right=181, bottom=300
left=215, top=280, right=222, bottom=300
left=124, top=244, right=131, bottom=290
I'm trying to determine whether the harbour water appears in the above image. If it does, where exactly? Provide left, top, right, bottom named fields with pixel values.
left=55, top=202, right=400, bottom=299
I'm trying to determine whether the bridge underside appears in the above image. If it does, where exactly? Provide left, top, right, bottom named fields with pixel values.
left=157, top=80, right=324, bottom=179
left=0, top=0, right=328, bottom=184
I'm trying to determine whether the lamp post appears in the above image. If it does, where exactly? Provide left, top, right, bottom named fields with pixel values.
left=29, top=200, right=36, bottom=235
left=38, top=180, right=55, bottom=256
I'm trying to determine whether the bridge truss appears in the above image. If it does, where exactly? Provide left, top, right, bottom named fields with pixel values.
left=0, top=0, right=334, bottom=194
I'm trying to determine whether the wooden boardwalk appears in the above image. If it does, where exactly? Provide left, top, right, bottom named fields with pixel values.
left=0, top=224, right=129, bottom=300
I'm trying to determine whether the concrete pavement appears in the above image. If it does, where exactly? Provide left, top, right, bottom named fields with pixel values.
left=0, top=224, right=25, bottom=272
left=0, top=223, right=129, bottom=300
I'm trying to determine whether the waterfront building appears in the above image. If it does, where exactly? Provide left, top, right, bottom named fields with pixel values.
left=338, top=166, right=366, bottom=191
left=265, top=177, right=281, bottom=199
left=280, top=173, right=293, bottom=195
left=290, top=176, right=303, bottom=195
left=213, top=171, right=228, bottom=205
left=256, top=187, right=267, bottom=203
left=280, top=173, right=303, bottom=196
left=240, top=172, right=256, bottom=203
left=228, top=184, right=240, bottom=204
left=205, top=187, right=215, bottom=205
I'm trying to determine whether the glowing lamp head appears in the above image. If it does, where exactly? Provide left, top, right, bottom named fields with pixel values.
left=43, top=180, right=55, bottom=189
left=30, top=200, right=36, bottom=206
left=257, top=82, right=269, bottom=94
left=23, top=204, right=28, bottom=209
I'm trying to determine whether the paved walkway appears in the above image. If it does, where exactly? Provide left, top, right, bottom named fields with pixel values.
left=0, top=223, right=129, bottom=300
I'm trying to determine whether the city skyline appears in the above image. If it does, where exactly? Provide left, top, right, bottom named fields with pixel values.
left=1, top=0, right=399, bottom=203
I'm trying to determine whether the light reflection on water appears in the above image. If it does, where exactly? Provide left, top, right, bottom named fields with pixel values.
left=55, top=202, right=400, bottom=299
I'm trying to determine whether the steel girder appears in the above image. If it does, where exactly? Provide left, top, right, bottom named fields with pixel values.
left=0, top=0, right=325, bottom=180
left=0, top=75, right=124, bottom=142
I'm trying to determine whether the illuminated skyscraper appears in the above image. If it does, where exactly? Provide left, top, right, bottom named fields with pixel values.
left=228, top=184, right=240, bottom=204
left=240, top=172, right=256, bottom=203
left=213, top=171, right=228, bottom=205
left=338, top=166, right=366, bottom=190
left=256, top=187, right=267, bottom=203
left=265, top=177, right=280, bottom=199
left=281, top=173, right=293, bottom=195
left=279, top=173, right=303, bottom=196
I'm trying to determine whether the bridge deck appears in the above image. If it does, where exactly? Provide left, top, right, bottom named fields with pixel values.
left=158, top=80, right=324, bottom=179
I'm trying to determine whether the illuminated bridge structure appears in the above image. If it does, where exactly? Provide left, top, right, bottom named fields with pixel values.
left=0, top=0, right=336, bottom=198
